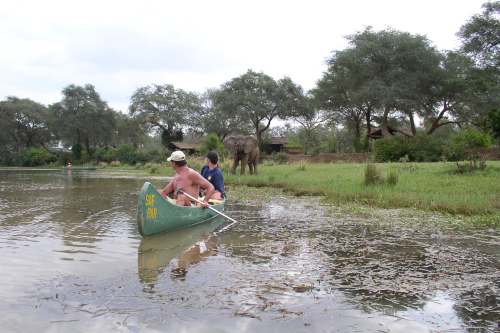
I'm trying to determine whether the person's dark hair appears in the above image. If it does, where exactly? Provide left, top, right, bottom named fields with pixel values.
left=205, top=151, right=218, bottom=164
left=208, top=156, right=218, bottom=164
left=173, top=160, right=187, bottom=167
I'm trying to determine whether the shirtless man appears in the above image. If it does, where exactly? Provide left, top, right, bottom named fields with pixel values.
left=158, top=151, right=214, bottom=208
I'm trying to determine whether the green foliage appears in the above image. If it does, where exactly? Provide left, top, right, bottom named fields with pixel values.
left=458, top=1, right=500, bottom=68
left=71, top=143, right=83, bottom=159
left=442, top=140, right=468, bottom=162
left=386, top=168, right=399, bottom=186
left=117, top=145, right=136, bottom=165
left=22, top=147, right=56, bottom=167
left=374, top=137, right=412, bottom=162
left=259, top=140, right=272, bottom=155
left=364, top=163, right=383, bottom=185
left=410, top=134, right=443, bottom=162
left=48, top=84, right=116, bottom=152
left=135, top=148, right=161, bottom=164
left=354, top=138, right=370, bottom=153
left=454, top=153, right=487, bottom=174
left=203, top=133, right=221, bottom=151
left=104, top=149, right=118, bottom=163
left=0, top=148, right=23, bottom=166
left=485, top=108, right=500, bottom=139
left=161, top=128, right=183, bottom=146
left=456, top=125, right=493, bottom=148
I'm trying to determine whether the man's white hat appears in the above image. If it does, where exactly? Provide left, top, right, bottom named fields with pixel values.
left=167, top=151, right=186, bottom=162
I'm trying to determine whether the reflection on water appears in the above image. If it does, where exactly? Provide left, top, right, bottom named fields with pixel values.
left=1, top=170, right=500, bottom=332
left=138, top=215, right=225, bottom=283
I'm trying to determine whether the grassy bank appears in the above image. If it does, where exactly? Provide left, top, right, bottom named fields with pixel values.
left=89, top=158, right=500, bottom=226
left=222, top=160, right=500, bottom=224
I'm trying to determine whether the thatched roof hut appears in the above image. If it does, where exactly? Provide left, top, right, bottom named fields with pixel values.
left=166, top=142, right=200, bottom=155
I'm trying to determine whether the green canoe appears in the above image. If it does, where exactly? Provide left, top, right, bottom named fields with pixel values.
left=137, top=182, right=226, bottom=237
left=61, top=166, right=97, bottom=170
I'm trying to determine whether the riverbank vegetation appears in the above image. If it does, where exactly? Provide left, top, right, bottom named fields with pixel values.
left=86, top=157, right=500, bottom=226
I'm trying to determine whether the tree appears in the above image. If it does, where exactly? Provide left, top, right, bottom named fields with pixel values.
left=129, top=84, right=200, bottom=145
left=0, top=97, right=50, bottom=151
left=113, top=112, right=148, bottom=149
left=291, top=96, right=328, bottom=154
left=483, top=108, right=500, bottom=139
left=458, top=1, right=500, bottom=68
left=188, top=87, right=249, bottom=142
left=317, top=28, right=442, bottom=139
left=48, top=84, right=116, bottom=153
left=313, top=43, right=380, bottom=139
left=421, top=52, right=474, bottom=135
left=215, top=70, right=305, bottom=142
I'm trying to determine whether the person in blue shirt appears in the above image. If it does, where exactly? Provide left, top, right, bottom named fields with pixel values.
left=200, top=151, right=225, bottom=200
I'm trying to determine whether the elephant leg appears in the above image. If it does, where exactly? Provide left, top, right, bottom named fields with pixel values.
left=253, top=160, right=258, bottom=175
left=231, top=158, right=239, bottom=174
left=248, top=163, right=254, bottom=175
left=240, top=154, right=249, bottom=175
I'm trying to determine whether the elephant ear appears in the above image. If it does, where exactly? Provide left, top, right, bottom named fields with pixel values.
left=244, top=136, right=259, bottom=154
left=223, top=136, right=238, bottom=153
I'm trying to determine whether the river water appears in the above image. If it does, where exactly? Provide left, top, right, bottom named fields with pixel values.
left=1, top=169, right=499, bottom=332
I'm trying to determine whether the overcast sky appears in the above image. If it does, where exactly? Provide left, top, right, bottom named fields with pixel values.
left=0, top=0, right=488, bottom=113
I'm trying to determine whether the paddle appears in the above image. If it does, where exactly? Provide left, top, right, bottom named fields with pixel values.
left=176, top=187, right=238, bottom=224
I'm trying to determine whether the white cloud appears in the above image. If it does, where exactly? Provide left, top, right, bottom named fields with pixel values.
left=0, top=0, right=487, bottom=111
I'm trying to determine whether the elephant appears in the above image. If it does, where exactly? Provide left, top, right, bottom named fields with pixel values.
left=223, top=135, right=259, bottom=175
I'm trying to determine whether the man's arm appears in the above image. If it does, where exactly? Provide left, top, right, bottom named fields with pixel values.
left=159, top=180, right=174, bottom=200
left=190, top=171, right=214, bottom=207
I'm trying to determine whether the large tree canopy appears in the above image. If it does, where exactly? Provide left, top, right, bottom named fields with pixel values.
left=458, top=1, right=500, bottom=68
left=0, top=96, right=50, bottom=151
left=215, top=70, right=305, bottom=142
left=188, top=87, right=251, bottom=142
left=48, top=84, right=116, bottom=152
left=316, top=27, right=442, bottom=139
left=129, top=84, right=200, bottom=145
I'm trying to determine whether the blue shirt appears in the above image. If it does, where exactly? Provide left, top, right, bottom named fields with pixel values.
left=200, top=164, right=225, bottom=193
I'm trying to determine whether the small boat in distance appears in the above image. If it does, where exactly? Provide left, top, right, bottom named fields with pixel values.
left=61, top=166, right=97, bottom=170
left=137, top=182, right=225, bottom=237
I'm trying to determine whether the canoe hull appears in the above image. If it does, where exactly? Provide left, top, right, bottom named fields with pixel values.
left=137, top=182, right=225, bottom=237
left=61, top=167, right=97, bottom=170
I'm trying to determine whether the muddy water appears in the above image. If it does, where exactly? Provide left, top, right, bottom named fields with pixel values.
left=1, top=169, right=500, bottom=332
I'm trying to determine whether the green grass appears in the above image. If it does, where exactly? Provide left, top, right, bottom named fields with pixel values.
left=95, top=158, right=500, bottom=225
left=223, top=161, right=500, bottom=220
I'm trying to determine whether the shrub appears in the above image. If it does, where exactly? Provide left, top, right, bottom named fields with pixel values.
left=22, top=147, right=57, bottom=167
left=203, top=134, right=221, bottom=151
left=104, top=149, right=118, bottom=163
left=459, top=126, right=493, bottom=148
left=411, top=134, right=443, bottom=162
left=364, top=162, right=383, bottom=185
left=354, top=138, right=370, bottom=153
left=109, top=161, right=121, bottom=167
left=259, top=140, right=272, bottom=155
left=0, top=148, right=23, bottom=166
left=117, top=145, right=136, bottom=165
left=71, top=143, right=83, bottom=159
left=374, top=137, right=411, bottom=162
left=297, top=160, right=307, bottom=171
left=386, top=169, right=399, bottom=186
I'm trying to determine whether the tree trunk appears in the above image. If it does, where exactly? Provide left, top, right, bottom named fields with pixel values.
left=381, top=106, right=393, bottom=139
left=306, top=131, right=311, bottom=154
left=354, top=119, right=361, bottom=138
left=409, top=112, right=417, bottom=136
left=85, top=137, right=91, bottom=154
left=365, top=108, right=372, bottom=140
